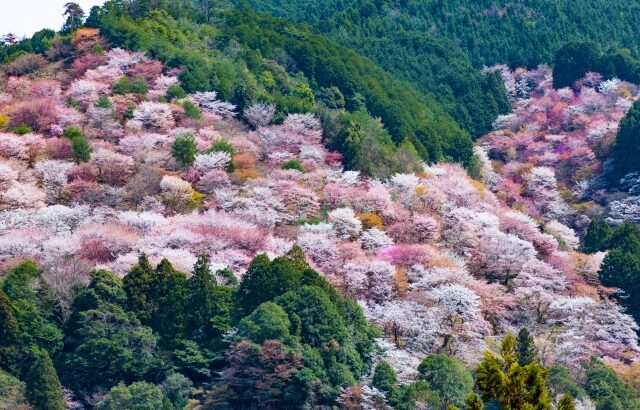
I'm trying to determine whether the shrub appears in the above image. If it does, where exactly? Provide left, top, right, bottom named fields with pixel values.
left=0, top=116, right=9, bottom=132
left=357, top=212, right=384, bottom=230
left=5, top=53, right=48, bottom=76
left=166, top=84, right=187, bottom=101
left=172, top=134, right=198, bottom=166
left=208, top=139, right=234, bottom=156
left=232, top=153, right=256, bottom=169
left=64, top=127, right=92, bottom=163
left=9, top=99, right=59, bottom=133
left=232, top=168, right=260, bottom=183
left=281, top=159, right=305, bottom=173
left=112, top=76, right=148, bottom=95
left=182, top=100, right=201, bottom=119
left=13, top=124, right=32, bottom=135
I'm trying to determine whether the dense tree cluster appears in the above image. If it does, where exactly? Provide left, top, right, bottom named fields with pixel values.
left=0, top=250, right=378, bottom=408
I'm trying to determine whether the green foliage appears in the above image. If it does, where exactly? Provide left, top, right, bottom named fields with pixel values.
left=31, top=29, right=55, bottom=54
left=25, top=350, right=65, bottom=410
left=553, top=42, right=603, bottom=89
left=171, top=133, right=198, bottom=166
left=245, top=0, right=513, bottom=139
left=2, top=261, right=63, bottom=361
left=372, top=362, right=397, bottom=395
left=281, top=159, right=305, bottom=173
left=62, top=270, right=162, bottom=392
left=61, top=2, right=86, bottom=34
left=160, top=372, right=194, bottom=410
left=208, top=139, right=235, bottom=157
left=12, top=124, right=32, bottom=135
left=316, top=86, right=345, bottom=109
left=141, top=259, right=189, bottom=346
left=516, top=328, right=537, bottom=366
left=584, top=219, right=613, bottom=253
left=237, top=301, right=292, bottom=344
left=123, top=104, right=135, bottom=119
left=186, top=254, right=233, bottom=346
left=612, top=100, right=640, bottom=181
left=417, top=354, right=474, bottom=409
left=234, top=249, right=310, bottom=318
left=558, top=393, right=576, bottom=410
left=182, top=100, right=201, bottom=119
left=546, top=365, right=588, bottom=401
left=0, top=290, right=18, bottom=347
left=166, top=84, right=187, bottom=101
left=553, top=42, right=640, bottom=89
left=475, top=333, right=553, bottom=410
left=0, top=369, right=30, bottom=410
left=96, top=94, right=114, bottom=109
left=582, top=357, right=640, bottom=410
left=171, top=339, right=215, bottom=382
left=464, top=393, right=486, bottom=410
left=64, top=126, right=92, bottom=163
left=596, top=225, right=640, bottom=328
left=112, top=75, right=149, bottom=95
left=71, top=134, right=92, bottom=163
left=332, top=109, right=424, bottom=178
left=98, top=381, right=165, bottom=410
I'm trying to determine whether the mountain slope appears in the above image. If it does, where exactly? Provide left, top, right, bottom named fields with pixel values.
left=0, top=31, right=638, bottom=408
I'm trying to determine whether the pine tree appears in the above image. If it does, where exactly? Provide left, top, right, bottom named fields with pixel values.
left=71, top=134, right=92, bottom=163
left=476, top=333, right=552, bottom=410
left=149, top=259, right=188, bottom=346
left=558, top=393, right=576, bottom=410
left=465, top=393, right=485, bottom=410
left=584, top=219, right=612, bottom=253
left=26, top=350, right=65, bottom=410
left=516, top=327, right=536, bottom=366
left=612, top=100, right=640, bottom=180
left=61, top=2, right=85, bottom=34
left=0, top=289, right=17, bottom=345
left=187, top=253, right=216, bottom=340
left=123, top=253, right=155, bottom=322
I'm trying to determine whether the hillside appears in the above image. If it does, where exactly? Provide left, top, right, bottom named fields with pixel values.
left=0, top=23, right=639, bottom=408
left=245, top=0, right=640, bottom=138
left=245, top=0, right=640, bottom=67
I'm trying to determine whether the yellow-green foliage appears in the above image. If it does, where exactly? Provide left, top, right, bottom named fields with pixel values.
left=0, top=116, right=9, bottom=132
left=357, top=212, right=383, bottom=230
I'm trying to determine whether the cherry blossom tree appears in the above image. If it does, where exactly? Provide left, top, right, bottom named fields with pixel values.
left=243, top=102, right=275, bottom=129
left=329, top=207, right=362, bottom=240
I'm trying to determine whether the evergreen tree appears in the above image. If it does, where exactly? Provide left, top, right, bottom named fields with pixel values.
left=584, top=219, right=612, bottom=253
left=0, top=289, right=17, bottom=345
left=558, top=393, right=576, bottom=410
left=234, top=253, right=302, bottom=319
left=516, top=328, right=536, bottom=366
left=186, top=253, right=233, bottom=344
left=61, top=2, right=85, bottom=34
left=476, top=333, right=553, bottom=410
left=25, top=350, right=65, bottom=410
left=372, top=362, right=398, bottom=396
left=552, top=42, right=601, bottom=89
left=64, top=127, right=92, bottom=163
left=62, top=270, right=162, bottom=392
left=171, top=133, right=198, bottom=166
left=464, top=393, right=485, bottom=410
left=123, top=253, right=155, bottom=322
left=612, top=100, right=640, bottom=181
left=582, top=357, right=640, bottom=409
left=237, top=301, right=292, bottom=345
left=417, top=354, right=474, bottom=409
left=97, top=381, right=165, bottom=410
left=148, top=259, right=189, bottom=346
